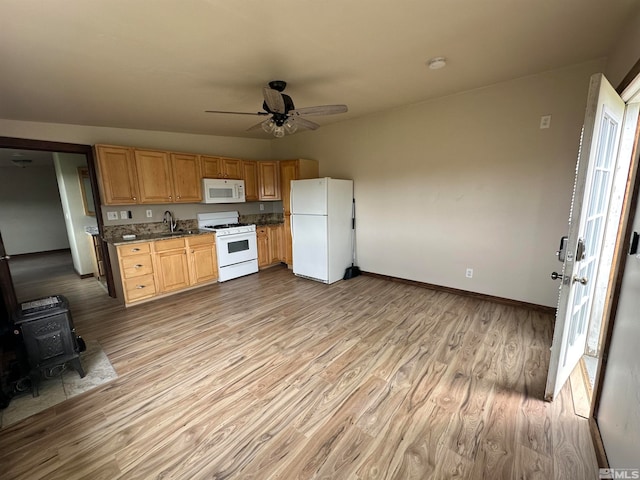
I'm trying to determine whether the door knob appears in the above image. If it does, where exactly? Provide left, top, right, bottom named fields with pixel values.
left=573, top=275, right=588, bottom=285
left=0, top=255, right=10, bottom=261
left=550, top=272, right=563, bottom=280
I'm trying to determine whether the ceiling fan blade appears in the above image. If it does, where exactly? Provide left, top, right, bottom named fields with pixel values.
left=294, top=117, right=320, bottom=131
left=289, top=104, right=348, bottom=116
left=262, top=87, right=286, bottom=114
left=246, top=121, right=267, bottom=132
left=205, top=110, right=269, bottom=116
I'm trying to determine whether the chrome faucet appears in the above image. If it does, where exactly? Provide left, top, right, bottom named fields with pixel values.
left=163, top=210, right=177, bottom=232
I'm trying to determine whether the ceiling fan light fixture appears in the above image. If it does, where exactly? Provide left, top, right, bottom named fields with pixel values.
left=273, top=125, right=286, bottom=138
left=261, top=118, right=275, bottom=133
left=427, top=56, right=447, bottom=70
left=284, top=118, right=297, bottom=134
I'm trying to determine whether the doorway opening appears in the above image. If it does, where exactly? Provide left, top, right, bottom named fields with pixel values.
left=0, top=148, right=108, bottom=301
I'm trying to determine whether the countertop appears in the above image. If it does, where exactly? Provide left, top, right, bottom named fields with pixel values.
left=105, top=229, right=213, bottom=246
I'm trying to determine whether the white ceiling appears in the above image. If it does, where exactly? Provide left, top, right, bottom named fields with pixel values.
left=0, top=0, right=638, bottom=139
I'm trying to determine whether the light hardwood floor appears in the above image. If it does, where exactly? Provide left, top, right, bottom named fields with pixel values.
left=0, top=252, right=599, bottom=479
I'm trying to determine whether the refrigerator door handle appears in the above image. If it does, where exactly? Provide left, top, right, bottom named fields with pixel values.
left=290, top=215, right=295, bottom=242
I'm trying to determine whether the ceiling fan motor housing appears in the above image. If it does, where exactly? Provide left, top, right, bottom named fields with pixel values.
left=263, top=94, right=296, bottom=125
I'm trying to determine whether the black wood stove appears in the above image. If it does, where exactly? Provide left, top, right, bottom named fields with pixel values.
left=13, top=295, right=85, bottom=396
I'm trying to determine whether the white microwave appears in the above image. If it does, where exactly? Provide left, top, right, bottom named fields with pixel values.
left=202, top=178, right=246, bottom=203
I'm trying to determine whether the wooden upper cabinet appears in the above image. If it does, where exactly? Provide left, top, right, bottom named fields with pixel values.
left=222, top=158, right=242, bottom=179
left=258, top=161, right=281, bottom=201
left=242, top=160, right=259, bottom=202
left=171, top=153, right=202, bottom=203
left=280, top=159, right=319, bottom=214
left=201, top=155, right=221, bottom=178
left=201, top=155, right=242, bottom=179
left=95, top=145, right=139, bottom=205
left=135, top=149, right=173, bottom=204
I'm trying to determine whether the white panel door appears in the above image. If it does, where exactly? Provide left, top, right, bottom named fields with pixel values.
left=291, top=178, right=328, bottom=215
left=545, top=73, right=625, bottom=401
left=292, top=214, right=328, bottom=282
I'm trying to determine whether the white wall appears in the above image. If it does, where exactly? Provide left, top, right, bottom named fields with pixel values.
left=0, top=164, right=69, bottom=254
left=0, top=120, right=272, bottom=160
left=604, top=8, right=640, bottom=89
left=53, top=153, right=97, bottom=275
left=273, top=60, right=605, bottom=307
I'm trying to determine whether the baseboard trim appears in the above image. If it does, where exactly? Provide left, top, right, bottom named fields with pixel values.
left=9, top=248, right=71, bottom=258
left=361, top=271, right=556, bottom=315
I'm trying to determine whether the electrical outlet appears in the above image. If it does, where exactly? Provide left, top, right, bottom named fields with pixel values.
left=465, top=268, right=474, bottom=278
left=120, top=211, right=128, bottom=219
left=107, top=211, right=118, bottom=221
left=259, top=203, right=264, bottom=211
left=146, top=209, right=153, bottom=218
left=540, top=114, right=551, bottom=129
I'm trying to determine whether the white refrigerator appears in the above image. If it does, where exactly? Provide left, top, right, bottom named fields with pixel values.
left=291, top=177, right=354, bottom=284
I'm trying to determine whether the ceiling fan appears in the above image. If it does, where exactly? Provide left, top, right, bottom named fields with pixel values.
left=205, top=80, right=348, bottom=137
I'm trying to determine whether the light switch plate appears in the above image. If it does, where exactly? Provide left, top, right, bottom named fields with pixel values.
left=107, top=211, right=118, bottom=221
left=120, top=211, right=128, bottom=219
left=540, top=114, right=552, bottom=129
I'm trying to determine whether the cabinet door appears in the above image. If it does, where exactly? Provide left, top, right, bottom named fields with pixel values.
left=201, top=155, right=222, bottom=178
left=190, top=245, right=218, bottom=284
left=135, top=149, right=174, bottom=204
left=242, top=161, right=259, bottom=202
left=188, top=234, right=217, bottom=284
left=280, top=161, right=299, bottom=215
left=268, top=224, right=284, bottom=263
left=221, top=157, right=243, bottom=179
left=171, top=153, right=202, bottom=203
left=259, top=161, right=281, bottom=201
left=257, top=227, right=270, bottom=269
left=95, top=145, right=139, bottom=205
left=156, top=249, right=190, bottom=292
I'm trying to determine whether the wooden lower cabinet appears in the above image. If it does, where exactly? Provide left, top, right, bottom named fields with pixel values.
left=155, top=248, right=190, bottom=293
left=112, top=234, right=217, bottom=306
left=269, top=224, right=284, bottom=264
left=187, top=235, right=218, bottom=284
left=257, top=224, right=285, bottom=269
left=116, top=242, right=157, bottom=304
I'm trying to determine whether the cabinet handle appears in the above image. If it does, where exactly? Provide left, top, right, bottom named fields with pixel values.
left=177, top=195, right=181, bottom=199
left=136, top=285, right=146, bottom=289
left=169, top=195, right=172, bottom=200
left=134, top=264, right=143, bottom=268
left=131, top=248, right=140, bottom=252
left=133, top=196, right=137, bottom=201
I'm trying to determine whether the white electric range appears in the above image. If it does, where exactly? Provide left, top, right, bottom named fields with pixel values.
left=197, top=212, right=258, bottom=282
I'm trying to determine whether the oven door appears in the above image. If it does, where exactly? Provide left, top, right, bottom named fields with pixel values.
left=216, top=231, right=257, bottom=267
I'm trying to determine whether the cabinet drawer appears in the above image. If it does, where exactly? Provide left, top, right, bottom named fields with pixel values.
left=121, top=255, right=154, bottom=278
left=154, top=238, right=186, bottom=252
left=187, top=234, right=214, bottom=247
left=118, top=242, right=152, bottom=257
left=124, top=274, right=156, bottom=302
